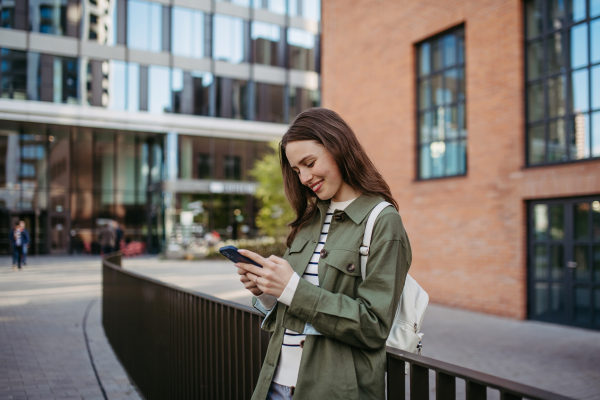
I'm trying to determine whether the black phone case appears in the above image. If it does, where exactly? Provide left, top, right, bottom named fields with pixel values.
left=219, top=246, right=263, bottom=267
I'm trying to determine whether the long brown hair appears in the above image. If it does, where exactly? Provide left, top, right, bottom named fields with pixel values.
left=280, top=107, right=398, bottom=247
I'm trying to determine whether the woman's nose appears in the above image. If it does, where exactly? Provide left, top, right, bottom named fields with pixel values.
left=299, top=170, right=312, bottom=186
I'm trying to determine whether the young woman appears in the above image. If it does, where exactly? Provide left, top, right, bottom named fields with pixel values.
left=236, top=108, right=411, bottom=400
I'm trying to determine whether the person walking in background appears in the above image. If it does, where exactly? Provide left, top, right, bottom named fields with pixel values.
left=113, top=221, right=124, bottom=252
left=10, top=222, right=23, bottom=270
left=19, top=221, right=30, bottom=266
left=98, top=223, right=116, bottom=255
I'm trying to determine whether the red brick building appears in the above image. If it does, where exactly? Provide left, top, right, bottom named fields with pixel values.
left=322, top=0, right=600, bottom=329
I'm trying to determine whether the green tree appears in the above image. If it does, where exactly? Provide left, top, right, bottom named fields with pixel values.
left=251, top=142, right=295, bottom=238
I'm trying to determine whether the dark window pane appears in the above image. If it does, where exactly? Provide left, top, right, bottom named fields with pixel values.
left=48, top=126, right=70, bottom=191
left=172, top=68, right=212, bottom=116
left=419, top=43, right=430, bottom=76
left=528, top=82, right=544, bottom=121
left=594, top=201, right=600, bottom=240
left=445, top=106, right=458, bottom=139
left=570, top=112, right=590, bottom=159
left=457, top=34, right=464, bottom=63
left=592, top=20, right=600, bottom=64
left=548, top=75, right=566, bottom=118
left=594, top=244, right=600, bottom=282
left=548, top=33, right=565, bottom=75
left=457, top=139, right=466, bottom=173
left=575, top=202, right=590, bottom=240
left=571, top=24, right=589, bottom=69
left=529, top=124, right=546, bottom=164
left=224, top=155, right=241, bottom=180
left=574, top=245, right=590, bottom=281
left=432, top=74, right=443, bottom=106
left=534, top=203, right=548, bottom=241
left=30, top=0, right=74, bottom=36
left=595, top=289, right=600, bottom=327
left=571, top=0, right=586, bottom=22
left=550, top=244, right=564, bottom=279
left=94, top=131, right=115, bottom=192
left=0, top=48, right=27, bottom=99
left=216, top=78, right=248, bottom=120
left=444, top=68, right=457, bottom=103
left=431, top=38, right=442, bottom=71
left=287, top=27, right=316, bottom=71
left=458, top=103, right=466, bottom=137
left=535, top=283, right=548, bottom=316
left=574, top=287, right=591, bottom=322
left=254, top=83, right=284, bottom=123
left=548, top=119, right=567, bottom=161
left=457, top=68, right=465, bottom=101
left=418, top=79, right=431, bottom=110
left=527, top=40, right=544, bottom=80
left=549, top=204, right=564, bottom=240
left=548, top=0, right=567, bottom=31
left=526, top=0, right=544, bottom=38
left=550, top=283, right=565, bottom=314
left=443, top=34, right=456, bottom=67
left=535, top=244, right=548, bottom=278
left=419, top=112, right=432, bottom=143
left=288, top=87, right=320, bottom=122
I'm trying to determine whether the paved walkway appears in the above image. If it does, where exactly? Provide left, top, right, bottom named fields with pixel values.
left=0, top=256, right=142, bottom=400
left=2, top=255, right=599, bottom=399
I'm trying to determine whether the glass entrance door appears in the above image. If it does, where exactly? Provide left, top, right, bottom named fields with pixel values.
left=529, top=197, right=600, bottom=330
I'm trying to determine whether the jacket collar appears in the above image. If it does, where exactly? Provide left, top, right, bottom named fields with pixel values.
left=317, top=194, right=384, bottom=225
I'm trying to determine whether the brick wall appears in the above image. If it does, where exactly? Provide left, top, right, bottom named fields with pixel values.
left=321, top=0, right=600, bottom=319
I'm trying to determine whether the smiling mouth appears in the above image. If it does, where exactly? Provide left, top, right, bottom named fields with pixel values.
left=309, top=180, right=323, bottom=192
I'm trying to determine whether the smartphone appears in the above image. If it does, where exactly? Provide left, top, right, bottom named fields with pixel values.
left=219, top=245, right=263, bottom=267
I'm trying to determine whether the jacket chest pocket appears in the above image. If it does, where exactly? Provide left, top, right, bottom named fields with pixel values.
left=324, top=249, right=362, bottom=278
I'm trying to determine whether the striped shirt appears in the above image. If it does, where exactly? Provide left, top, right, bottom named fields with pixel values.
left=271, top=197, right=356, bottom=387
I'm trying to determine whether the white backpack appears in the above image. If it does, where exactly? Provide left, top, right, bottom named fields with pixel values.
left=360, top=202, right=428, bottom=371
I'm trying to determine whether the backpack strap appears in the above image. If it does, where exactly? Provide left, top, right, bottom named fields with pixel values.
left=359, top=201, right=392, bottom=280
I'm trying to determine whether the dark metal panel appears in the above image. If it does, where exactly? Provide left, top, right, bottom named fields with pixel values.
left=161, top=5, right=171, bottom=52
left=410, top=363, right=429, bottom=400
left=466, top=381, right=486, bottom=400
left=436, top=371, right=456, bottom=400
left=386, top=355, right=405, bottom=399
left=139, top=66, right=148, bottom=111
left=116, top=0, right=127, bottom=45
left=40, top=54, right=54, bottom=102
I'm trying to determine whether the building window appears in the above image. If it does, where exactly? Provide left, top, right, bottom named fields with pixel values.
left=1, top=0, right=28, bottom=30
left=288, top=87, right=320, bottom=122
left=0, top=48, right=28, bottom=100
left=224, top=155, right=241, bottom=180
left=252, top=21, right=283, bottom=67
left=27, top=53, right=79, bottom=104
left=172, top=68, right=213, bottom=116
left=29, top=0, right=79, bottom=37
left=253, top=0, right=286, bottom=15
left=172, top=7, right=205, bottom=59
left=525, top=0, right=600, bottom=165
left=127, top=0, right=164, bottom=53
left=288, top=0, right=320, bottom=20
left=254, top=83, right=284, bottom=123
left=216, top=77, right=249, bottom=120
left=287, top=28, right=316, bottom=71
left=213, top=14, right=247, bottom=64
left=216, top=0, right=250, bottom=7
left=416, top=27, right=466, bottom=179
left=148, top=65, right=171, bottom=114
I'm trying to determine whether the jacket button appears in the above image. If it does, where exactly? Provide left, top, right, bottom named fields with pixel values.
left=320, top=249, right=328, bottom=258
left=334, top=214, right=344, bottom=222
left=300, top=340, right=305, bottom=348
left=346, top=263, right=355, bottom=272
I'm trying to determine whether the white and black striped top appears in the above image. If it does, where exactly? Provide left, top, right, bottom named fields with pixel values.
left=273, top=197, right=356, bottom=387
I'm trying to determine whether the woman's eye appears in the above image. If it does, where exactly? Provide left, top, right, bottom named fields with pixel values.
left=307, top=162, right=315, bottom=168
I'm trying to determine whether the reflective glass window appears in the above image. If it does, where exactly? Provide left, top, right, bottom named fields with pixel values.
left=0, top=48, right=27, bottom=100
left=172, top=68, right=212, bottom=116
left=216, top=0, right=250, bottom=6
left=19, top=125, right=47, bottom=191
left=0, top=121, right=19, bottom=189
left=288, top=0, right=320, bottom=19
left=216, top=77, right=248, bottom=120
left=147, top=65, right=171, bottom=114
left=253, top=0, right=286, bottom=15
left=288, top=86, right=320, bottom=122
left=48, top=126, right=71, bottom=191
left=172, top=7, right=204, bottom=59
left=252, top=21, right=282, bottom=67
left=83, top=0, right=116, bottom=44
left=524, top=0, right=600, bottom=165
left=93, top=131, right=115, bottom=192
left=127, top=62, right=140, bottom=112
left=116, top=133, right=138, bottom=192
left=28, top=53, right=78, bottom=104
left=287, top=28, right=316, bottom=71
left=1, top=0, right=27, bottom=29
left=29, top=0, right=79, bottom=37
left=254, top=83, right=284, bottom=123
left=417, top=27, right=466, bottom=179
left=73, top=128, right=93, bottom=190
left=213, top=14, right=245, bottom=64
left=127, top=0, right=162, bottom=52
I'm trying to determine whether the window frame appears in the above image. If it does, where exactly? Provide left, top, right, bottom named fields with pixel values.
left=524, top=0, right=600, bottom=167
left=415, top=24, right=467, bottom=181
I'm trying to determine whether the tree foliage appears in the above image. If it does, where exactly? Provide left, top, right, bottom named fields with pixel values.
left=251, top=142, right=295, bottom=238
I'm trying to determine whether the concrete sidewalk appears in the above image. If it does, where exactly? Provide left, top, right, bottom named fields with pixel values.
left=0, top=256, right=142, bottom=400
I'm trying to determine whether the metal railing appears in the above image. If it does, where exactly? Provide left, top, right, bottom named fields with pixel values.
left=102, top=254, right=572, bottom=400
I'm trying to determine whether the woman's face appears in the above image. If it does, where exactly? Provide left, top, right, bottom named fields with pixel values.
left=286, top=140, right=356, bottom=202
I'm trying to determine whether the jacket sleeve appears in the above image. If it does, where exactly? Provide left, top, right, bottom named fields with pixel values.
left=284, top=211, right=411, bottom=350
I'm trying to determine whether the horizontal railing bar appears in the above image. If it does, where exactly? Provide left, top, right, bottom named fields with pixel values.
left=386, top=347, right=573, bottom=400
left=103, top=258, right=261, bottom=317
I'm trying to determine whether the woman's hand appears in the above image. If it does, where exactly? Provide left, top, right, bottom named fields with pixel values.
left=235, top=249, right=295, bottom=298
left=237, top=267, right=263, bottom=296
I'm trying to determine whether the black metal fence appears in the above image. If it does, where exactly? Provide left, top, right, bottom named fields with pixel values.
left=102, top=254, right=572, bottom=400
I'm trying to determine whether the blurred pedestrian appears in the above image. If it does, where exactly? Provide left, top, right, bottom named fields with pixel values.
left=98, top=223, right=116, bottom=255
left=19, top=221, right=30, bottom=266
left=113, top=221, right=124, bottom=252
left=10, top=222, right=23, bottom=270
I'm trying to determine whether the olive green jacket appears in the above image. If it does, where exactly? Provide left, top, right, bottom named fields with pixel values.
left=251, top=195, right=411, bottom=400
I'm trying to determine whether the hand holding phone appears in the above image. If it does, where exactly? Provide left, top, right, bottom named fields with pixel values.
left=219, top=245, right=263, bottom=267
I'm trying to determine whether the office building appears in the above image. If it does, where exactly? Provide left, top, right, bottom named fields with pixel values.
left=322, top=0, right=599, bottom=330
left=0, top=0, right=320, bottom=255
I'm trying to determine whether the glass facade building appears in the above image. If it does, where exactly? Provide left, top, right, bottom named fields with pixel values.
left=0, top=0, right=321, bottom=255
